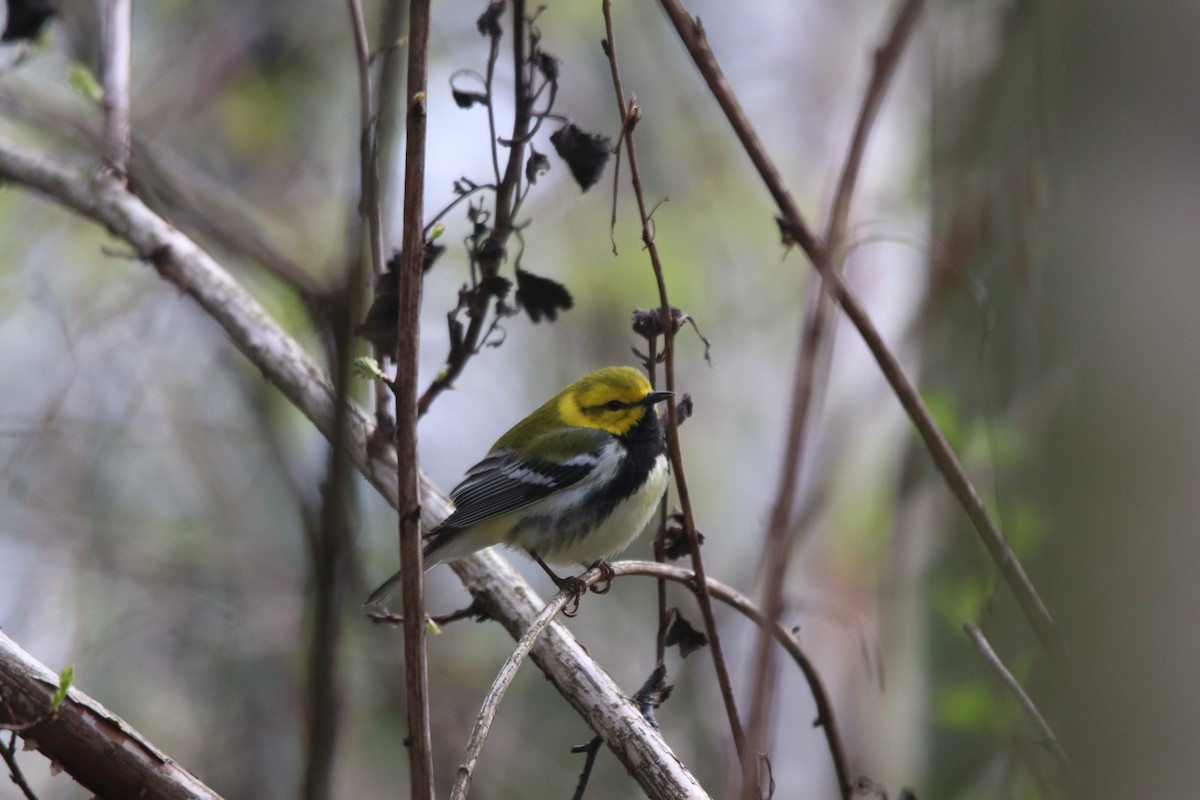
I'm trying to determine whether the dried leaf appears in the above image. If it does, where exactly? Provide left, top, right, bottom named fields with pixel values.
left=525, top=147, right=550, bottom=185
left=515, top=268, right=572, bottom=323
left=452, top=88, right=490, bottom=109
left=665, top=608, right=708, bottom=658
left=661, top=512, right=704, bottom=560
left=549, top=123, right=612, bottom=192
left=476, top=2, right=505, bottom=39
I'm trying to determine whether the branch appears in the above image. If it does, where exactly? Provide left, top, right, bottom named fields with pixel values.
left=0, top=138, right=706, bottom=800
left=450, top=553, right=710, bottom=800
left=964, top=623, right=1072, bottom=776
left=452, top=557, right=853, bottom=799
left=395, top=1, right=435, bottom=797
left=344, top=0, right=385, bottom=277
left=100, top=0, right=131, bottom=179
left=657, top=0, right=1064, bottom=663
left=0, top=629, right=222, bottom=799
left=417, top=0, right=535, bottom=417
left=745, top=4, right=924, bottom=797
left=610, top=561, right=852, bottom=798
left=600, top=0, right=747, bottom=767
left=450, top=568, right=610, bottom=800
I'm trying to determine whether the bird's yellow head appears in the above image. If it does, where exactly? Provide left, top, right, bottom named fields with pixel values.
left=557, top=366, right=673, bottom=437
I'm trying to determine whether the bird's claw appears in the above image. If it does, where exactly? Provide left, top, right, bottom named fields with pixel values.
left=589, top=561, right=615, bottom=594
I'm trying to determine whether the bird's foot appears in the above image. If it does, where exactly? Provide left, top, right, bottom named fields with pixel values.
left=588, top=560, right=615, bottom=594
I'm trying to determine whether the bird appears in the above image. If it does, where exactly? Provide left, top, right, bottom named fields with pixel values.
left=366, top=366, right=672, bottom=607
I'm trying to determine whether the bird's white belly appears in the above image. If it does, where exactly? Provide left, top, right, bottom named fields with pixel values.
left=514, top=453, right=669, bottom=564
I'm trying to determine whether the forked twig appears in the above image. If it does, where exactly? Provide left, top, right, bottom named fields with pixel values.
left=448, top=560, right=848, bottom=800
left=450, top=569, right=608, bottom=800
left=615, top=561, right=853, bottom=797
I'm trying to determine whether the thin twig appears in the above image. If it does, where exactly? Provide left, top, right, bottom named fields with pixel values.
left=657, top=0, right=1064, bottom=664
left=100, top=0, right=131, bottom=180
left=640, top=336, right=672, bottom=666
left=601, top=0, right=747, bottom=765
left=396, top=1, right=435, bottom=797
left=450, top=570, right=607, bottom=800
left=1, top=732, right=38, bottom=800
left=374, top=0, right=410, bottom=240
left=417, top=0, right=534, bottom=417
left=344, top=0, right=385, bottom=278
left=370, top=0, right=410, bottom=426
left=614, top=561, right=853, bottom=797
left=570, top=736, right=604, bottom=800
left=964, top=623, right=1073, bottom=776
left=744, top=4, right=924, bottom=797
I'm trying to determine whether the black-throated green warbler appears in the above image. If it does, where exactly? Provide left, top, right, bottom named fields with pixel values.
left=366, top=366, right=672, bottom=607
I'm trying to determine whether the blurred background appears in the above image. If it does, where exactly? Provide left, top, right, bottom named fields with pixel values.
left=1, top=0, right=1197, bottom=798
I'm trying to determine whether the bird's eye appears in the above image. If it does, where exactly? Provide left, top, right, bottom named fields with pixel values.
left=604, top=400, right=624, bottom=411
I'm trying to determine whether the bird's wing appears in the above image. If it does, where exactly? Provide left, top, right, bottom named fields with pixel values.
left=436, top=427, right=609, bottom=530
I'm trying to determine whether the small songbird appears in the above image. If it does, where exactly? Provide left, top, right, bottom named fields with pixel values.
left=366, top=366, right=672, bottom=607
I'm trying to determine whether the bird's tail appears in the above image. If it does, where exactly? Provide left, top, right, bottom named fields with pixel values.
left=364, top=568, right=406, bottom=608
left=363, top=524, right=500, bottom=607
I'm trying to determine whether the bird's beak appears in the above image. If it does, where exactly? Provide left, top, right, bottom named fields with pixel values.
left=643, top=390, right=674, bottom=406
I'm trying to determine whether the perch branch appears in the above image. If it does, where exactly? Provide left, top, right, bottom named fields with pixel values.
left=450, top=567, right=611, bottom=800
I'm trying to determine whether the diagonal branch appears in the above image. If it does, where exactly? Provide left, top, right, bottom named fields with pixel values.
left=613, top=561, right=852, bottom=798
left=657, top=0, right=1064, bottom=664
left=965, top=623, right=1073, bottom=777
left=0, top=629, right=222, bottom=800
left=0, top=138, right=706, bottom=800
left=745, top=4, right=925, bottom=797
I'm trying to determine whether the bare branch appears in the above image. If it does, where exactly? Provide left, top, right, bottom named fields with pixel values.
left=395, top=1, right=435, bottom=797
left=344, top=0, right=385, bottom=278
left=451, top=553, right=710, bottom=800
left=100, top=0, right=131, bottom=179
left=610, top=561, right=853, bottom=797
left=601, top=0, right=747, bottom=767
left=450, top=568, right=610, bottom=800
left=657, top=0, right=1064, bottom=663
left=745, top=5, right=924, bottom=797
left=0, top=629, right=222, bottom=800
left=964, top=623, right=1073, bottom=776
